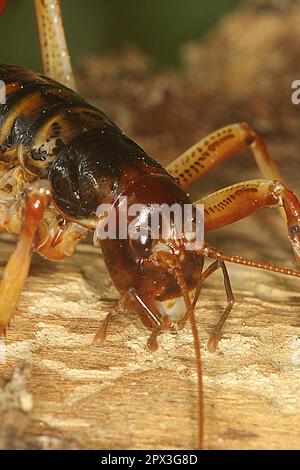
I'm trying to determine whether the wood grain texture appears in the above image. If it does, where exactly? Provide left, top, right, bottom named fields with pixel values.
left=1, top=0, right=300, bottom=449
left=0, top=201, right=300, bottom=450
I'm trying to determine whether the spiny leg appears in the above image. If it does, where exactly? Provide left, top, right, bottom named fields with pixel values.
left=201, top=260, right=235, bottom=353
left=34, top=0, right=76, bottom=89
left=196, top=179, right=300, bottom=263
left=0, top=180, right=52, bottom=334
left=167, top=122, right=283, bottom=189
left=191, top=179, right=300, bottom=350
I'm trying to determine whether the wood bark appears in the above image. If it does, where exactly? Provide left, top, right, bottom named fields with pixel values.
left=0, top=200, right=300, bottom=450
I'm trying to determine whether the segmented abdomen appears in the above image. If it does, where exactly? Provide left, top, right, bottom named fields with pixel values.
left=0, top=64, right=166, bottom=225
left=0, top=63, right=112, bottom=176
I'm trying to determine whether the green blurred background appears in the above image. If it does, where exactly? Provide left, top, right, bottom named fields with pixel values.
left=0, top=0, right=242, bottom=70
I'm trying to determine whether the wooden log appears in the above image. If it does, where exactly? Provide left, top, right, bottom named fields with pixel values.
left=0, top=201, right=300, bottom=449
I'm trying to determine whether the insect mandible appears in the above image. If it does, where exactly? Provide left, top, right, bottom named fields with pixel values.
left=1, top=0, right=300, bottom=450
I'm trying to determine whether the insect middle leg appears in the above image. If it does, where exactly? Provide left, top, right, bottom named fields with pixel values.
left=167, top=122, right=283, bottom=188
left=198, top=260, right=235, bottom=353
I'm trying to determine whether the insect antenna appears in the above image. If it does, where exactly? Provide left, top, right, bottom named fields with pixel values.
left=203, top=243, right=300, bottom=279
left=172, top=264, right=204, bottom=450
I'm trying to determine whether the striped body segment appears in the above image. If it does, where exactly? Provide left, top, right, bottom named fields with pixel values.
left=0, top=64, right=165, bottom=227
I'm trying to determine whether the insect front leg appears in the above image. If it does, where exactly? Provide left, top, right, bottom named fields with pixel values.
left=0, top=180, right=52, bottom=334
left=94, top=288, right=163, bottom=351
left=34, top=0, right=76, bottom=89
left=93, top=290, right=134, bottom=346
left=167, top=122, right=282, bottom=188
left=126, top=288, right=163, bottom=352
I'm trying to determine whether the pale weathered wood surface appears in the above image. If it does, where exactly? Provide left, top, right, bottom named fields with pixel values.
left=1, top=0, right=300, bottom=451
left=0, top=200, right=300, bottom=450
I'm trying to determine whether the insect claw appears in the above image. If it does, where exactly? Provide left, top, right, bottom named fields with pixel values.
left=93, top=330, right=106, bottom=346
left=147, top=331, right=159, bottom=352
left=289, top=247, right=300, bottom=266
left=291, top=241, right=300, bottom=266
left=50, top=229, right=63, bottom=248
left=0, top=323, right=7, bottom=337
left=207, top=335, right=218, bottom=354
left=93, top=311, right=114, bottom=346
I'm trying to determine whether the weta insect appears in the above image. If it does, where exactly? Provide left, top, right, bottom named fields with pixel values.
left=1, top=0, right=300, bottom=450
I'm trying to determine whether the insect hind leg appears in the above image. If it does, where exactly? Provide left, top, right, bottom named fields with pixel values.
left=34, top=0, right=76, bottom=89
left=196, top=179, right=300, bottom=264
left=167, top=122, right=283, bottom=189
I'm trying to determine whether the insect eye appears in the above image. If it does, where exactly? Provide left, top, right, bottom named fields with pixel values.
left=130, top=231, right=153, bottom=258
